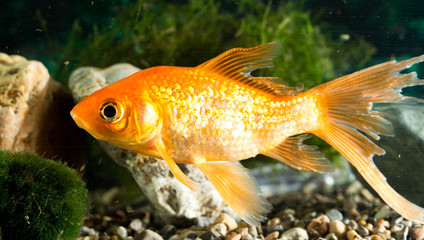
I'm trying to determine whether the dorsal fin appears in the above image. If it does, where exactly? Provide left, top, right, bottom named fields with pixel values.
left=197, top=42, right=298, bottom=96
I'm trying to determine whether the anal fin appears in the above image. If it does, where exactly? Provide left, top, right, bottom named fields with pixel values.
left=194, top=160, right=271, bottom=226
left=263, top=134, right=334, bottom=173
left=155, top=140, right=198, bottom=191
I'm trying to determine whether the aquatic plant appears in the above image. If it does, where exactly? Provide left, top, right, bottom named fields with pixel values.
left=43, top=0, right=373, bottom=88
left=0, top=151, right=89, bottom=240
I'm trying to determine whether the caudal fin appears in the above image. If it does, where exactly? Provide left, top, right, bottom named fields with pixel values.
left=309, top=55, right=424, bottom=223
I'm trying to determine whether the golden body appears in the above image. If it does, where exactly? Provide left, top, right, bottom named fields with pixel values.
left=71, top=42, right=424, bottom=225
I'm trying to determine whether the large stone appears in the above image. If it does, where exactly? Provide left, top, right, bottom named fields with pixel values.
left=69, top=63, right=234, bottom=226
left=0, top=53, right=83, bottom=166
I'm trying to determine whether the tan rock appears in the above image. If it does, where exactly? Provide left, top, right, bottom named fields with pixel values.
left=0, top=53, right=83, bottom=166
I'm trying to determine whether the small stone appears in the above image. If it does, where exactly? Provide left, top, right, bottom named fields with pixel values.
left=346, top=181, right=363, bottom=195
left=80, top=226, right=90, bottom=237
left=329, top=220, right=347, bottom=239
left=357, top=226, right=369, bottom=237
left=374, top=205, right=392, bottom=220
left=372, top=225, right=386, bottom=234
left=210, top=223, right=228, bottom=237
left=267, top=225, right=283, bottom=234
left=409, top=226, right=424, bottom=240
left=303, top=211, right=317, bottom=222
left=216, top=213, right=238, bottom=231
left=365, top=223, right=374, bottom=232
left=370, top=235, right=384, bottom=240
left=347, top=208, right=360, bottom=219
left=169, top=234, right=180, bottom=240
left=307, top=215, right=330, bottom=236
left=236, top=227, right=249, bottom=235
left=325, top=233, right=338, bottom=240
left=160, top=225, right=176, bottom=239
left=343, top=198, right=357, bottom=212
left=358, top=220, right=366, bottom=226
left=116, top=226, right=128, bottom=239
left=267, top=217, right=281, bottom=226
left=326, top=209, right=343, bottom=221
left=240, top=233, right=253, bottom=240
left=185, top=232, right=198, bottom=239
left=199, top=231, right=221, bottom=240
left=225, top=232, right=241, bottom=240
left=394, top=225, right=408, bottom=240
left=360, top=188, right=375, bottom=202
left=248, top=226, right=258, bottom=238
left=264, top=231, right=279, bottom=240
left=135, top=229, right=164, bottom=240
left=346, top=230, right=361, bottom=240
left=280, top=227, right=309, bottom=240
left=130, top=219, right=143, bottom=231
left=347, top=220, right=358, bottom=231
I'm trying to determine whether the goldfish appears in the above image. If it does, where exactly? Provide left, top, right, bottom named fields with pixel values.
left=71, top=42, right=424, bottom=225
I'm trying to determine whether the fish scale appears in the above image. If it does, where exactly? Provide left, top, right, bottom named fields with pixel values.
left=144, top=66, right=318, bottom=163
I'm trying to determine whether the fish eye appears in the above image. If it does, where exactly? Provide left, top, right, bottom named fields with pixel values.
left=99, top=100, right=123, bottom=123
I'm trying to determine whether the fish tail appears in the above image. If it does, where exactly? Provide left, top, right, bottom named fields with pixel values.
left=309, top=55, right=424, bottom=223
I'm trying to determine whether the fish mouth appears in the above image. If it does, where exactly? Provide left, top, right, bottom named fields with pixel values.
left=70, top=111, right=89, bottom=130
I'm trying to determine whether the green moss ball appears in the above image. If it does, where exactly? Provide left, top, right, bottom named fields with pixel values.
left=0, top=151, right=89, bottom=240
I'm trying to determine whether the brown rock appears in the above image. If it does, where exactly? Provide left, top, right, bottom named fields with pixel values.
left=307, top=215, right=330, bottom=237
left=329, top=220, right=347, bottom=239
left=409, top=226, right=424, bottom=240
left=216, top=213, right=238, bottom=231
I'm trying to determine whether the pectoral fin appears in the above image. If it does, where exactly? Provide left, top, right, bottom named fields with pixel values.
left=194, top=160, right=271, bottom=226
left=155, top=140, right=198, bottom=191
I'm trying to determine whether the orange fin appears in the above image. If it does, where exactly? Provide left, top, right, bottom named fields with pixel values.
left=197, top=42, right=298, bottom=96
left=310, top=55, right=424, bottom=223
left=263, top=134, right=334, bottom=173
left=194, top=160, right=271, bottom=226
left=155, top=140, right=198, bottom=191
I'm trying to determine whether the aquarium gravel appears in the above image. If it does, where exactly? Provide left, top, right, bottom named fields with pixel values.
left=77, top=181, right=423, bottom=240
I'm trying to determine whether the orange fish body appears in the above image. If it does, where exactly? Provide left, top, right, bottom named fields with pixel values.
left=71, top=42, right=424, bottom=225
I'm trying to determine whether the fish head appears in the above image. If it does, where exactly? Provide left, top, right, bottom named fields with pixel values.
left=70, top=87, right=162, bottom=149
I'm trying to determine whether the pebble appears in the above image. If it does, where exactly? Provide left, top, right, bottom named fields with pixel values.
left=346, top=230, right=361, bottom=240
left=360, top=189, right=375, bottom=202
left=280, top=227, right=309, bottom=240
left=329, top=220, right=346, bottom=239
left=347, top=220, right=358, bottom=231
left=372, top=225, right=386, bottom=234
left=225, top=232, right=241, bottom=240
left=216, top=213, right=238, bottom=231
left=264, top=231, right=279, bottom=240
left=393, top=225, right=408, bottom=240
left=324, top=233, right=338, bottom=240
left=199, top=230, right=221, bottom=240
left=135, top=229, right=164, bottom=240
left=160, top=225, right=176, bottom=239
left=116, top=226, right=128, bottom=239
left=326, top=209, right=344, bottom=221
left=267, top=224, right=283, bottom=234
left=248, top=225, right=258, bottom=238
left=374, top=205, right=392, bottom=220
left=409, top=226, right=424, bottom=240
left=307, top=215, right=330, bottom=236
left=346, top=181, right=363, bottom=195
left=357, top=226, right=369, bottom=237
left=130, top=219, right=143, bottom=231
left=210, top=223, right=228, bottom=237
